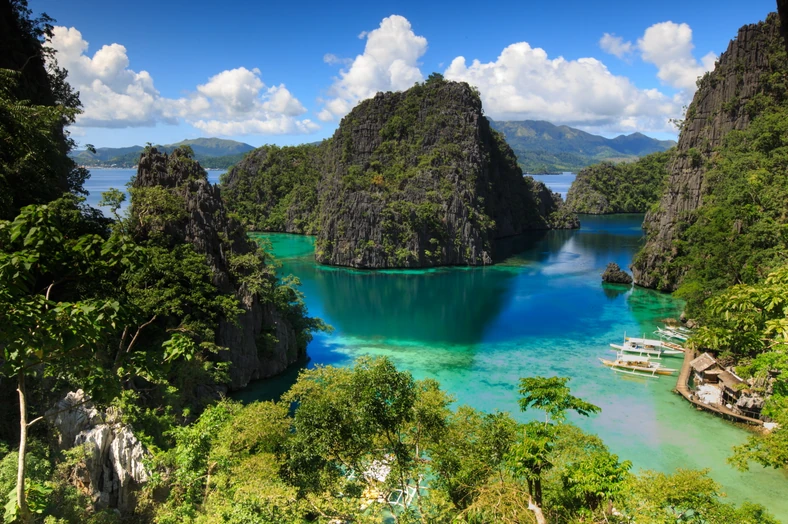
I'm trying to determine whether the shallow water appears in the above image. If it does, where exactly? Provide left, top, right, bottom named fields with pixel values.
left=240, top=215, right=788, bottom=519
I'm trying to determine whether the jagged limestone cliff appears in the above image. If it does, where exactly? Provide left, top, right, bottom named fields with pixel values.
left=133, top=148, right=309, bottom=388
left=632, top=12, right=785, bottom=290
left=222, top=78, right=577, bottom=269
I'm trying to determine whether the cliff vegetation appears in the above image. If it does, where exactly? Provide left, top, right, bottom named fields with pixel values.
left=564, top=150, right=673, bottom=214
left=629, top=6, right=788, bottom=471
left=633, top=11, right=788, bottom=292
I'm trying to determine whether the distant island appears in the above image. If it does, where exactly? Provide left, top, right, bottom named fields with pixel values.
left=489, top=119, right=676, bottom=174
left=69, top=137, right=255, bottom=169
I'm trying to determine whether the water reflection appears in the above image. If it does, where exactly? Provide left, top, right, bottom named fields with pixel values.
left=602, top=283, right=630, bottom=301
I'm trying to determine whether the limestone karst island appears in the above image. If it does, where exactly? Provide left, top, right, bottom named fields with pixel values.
left=2, top=0, right=788, bottom=522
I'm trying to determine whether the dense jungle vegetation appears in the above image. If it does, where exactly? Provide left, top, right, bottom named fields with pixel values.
left=1, top=0, right=786, bottom=522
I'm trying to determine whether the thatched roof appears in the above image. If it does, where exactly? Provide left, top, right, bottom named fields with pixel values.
left=690, top=352, right=718, bottom=373
left=719, top=370, right=744, bottom=390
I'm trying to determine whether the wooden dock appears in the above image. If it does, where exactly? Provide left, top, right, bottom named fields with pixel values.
left=673, top=349, right=763, bottom=427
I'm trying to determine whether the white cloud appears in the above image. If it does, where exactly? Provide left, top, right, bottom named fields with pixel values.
left=192, top=116, right=319, bottom=136
left=48, top=27, right=319, bottom=136
left=599, top=33, right=633, bottom=58
left=324, top=53, right=352, bottom=66
left=196, top=67, right=264, bottom=114
left=48, top=26, right=165, bottom=127
left=637, top=21, right=716, bottom=91
left=444, top=42, right=682, bottom=133
left=319, top=15, right=427, bottom=120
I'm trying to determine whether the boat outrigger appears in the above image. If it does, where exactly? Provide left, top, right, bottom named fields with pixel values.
left=599, top=353, right=678, bottom=377
left=620, top=335, right=685, bottom=354
left=610, top=341, right=682, bottom=358
left=655, top=326, right=689, bottom=341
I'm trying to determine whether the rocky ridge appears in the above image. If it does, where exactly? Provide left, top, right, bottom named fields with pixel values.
left=632, top=12, right=785, bottom=289
left=133, top=148, right=306, bottom=388
left=223, top=78, right=577, bottom=269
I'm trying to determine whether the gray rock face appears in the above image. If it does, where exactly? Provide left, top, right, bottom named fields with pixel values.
left=601, top=263, right=633, bottom=285
left=632, top=13, right=783, bottom=290
left=134, top=148, right=306, bottom=389
left=314, top=81, right=577, bottom=268
left=47, top=391, right=148, bottom=513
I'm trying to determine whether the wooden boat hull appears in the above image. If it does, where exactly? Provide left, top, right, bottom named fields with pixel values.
left=611, top=343, right=683, bottom=357
left=599, top=358, right=677, bottom=376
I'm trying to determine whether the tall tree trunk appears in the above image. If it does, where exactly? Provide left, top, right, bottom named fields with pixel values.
left=16, top=371, right=30, bottom=522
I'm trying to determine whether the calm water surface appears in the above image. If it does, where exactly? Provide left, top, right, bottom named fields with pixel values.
left=530, top=172, right=576, bottom=199
left=240, top=214, right=788, bottom=519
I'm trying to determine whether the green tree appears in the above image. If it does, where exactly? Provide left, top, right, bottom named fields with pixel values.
left=616, top=468, right=778, bottom=523
left=0, top=201, right=129, bottom=521
left=0, top=1, right=88, bottom=220
left=510, top=376, right=601, bottom=508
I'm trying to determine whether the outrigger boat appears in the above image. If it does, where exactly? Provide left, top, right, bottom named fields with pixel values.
left=610, top=341, right=682, bottom=358
left=599, top=353, right=678, bottom=377
left=655, top=326, right=689, bottom=341
left=623, top=336, right=685, bottom=354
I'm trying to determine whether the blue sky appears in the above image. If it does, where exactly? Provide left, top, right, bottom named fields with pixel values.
left=31, top=0, right=775, bottom=148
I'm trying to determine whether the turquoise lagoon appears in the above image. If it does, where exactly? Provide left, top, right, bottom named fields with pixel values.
left=83, top=168, right=788, bottom=517
left=240, top=214, right=788, bottom=519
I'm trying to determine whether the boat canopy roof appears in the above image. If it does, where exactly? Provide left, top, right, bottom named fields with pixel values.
left=626, top=337, right=664, bottom=346
left=617, top=354, right=651, bottom=363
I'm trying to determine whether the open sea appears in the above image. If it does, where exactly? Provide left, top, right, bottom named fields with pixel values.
left=84, top=168, right=788, bottom=519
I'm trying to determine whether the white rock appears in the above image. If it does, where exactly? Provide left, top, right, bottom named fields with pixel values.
left=49, top=391, right=149, bottom=512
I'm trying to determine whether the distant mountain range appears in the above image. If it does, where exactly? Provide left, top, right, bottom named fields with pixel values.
left=489, top=120, right=676, bottom=173
left=73, top=122, right=675, bottom=174
left=70, top=138, right=255, bottom=169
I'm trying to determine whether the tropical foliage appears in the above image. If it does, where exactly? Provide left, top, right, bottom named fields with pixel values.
left=0, top=0, right=87, bottom=221
left=564, top=150, right=673, bottom=214
left=145, top=357, right=771, bottom=524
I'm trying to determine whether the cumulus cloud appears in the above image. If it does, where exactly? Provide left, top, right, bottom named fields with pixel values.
left=444, top=42, right=681, bottom=133
left=47, top=27, right=318, bottom=136
left=48, top=26, right=164, bottom=127
left=599, top=33, right=633, bottom=58
left=170, top=67, right=316, bottom=134
left=319, top=15, right=427, bottom=120
left=637, top=21, right=716, bottom=91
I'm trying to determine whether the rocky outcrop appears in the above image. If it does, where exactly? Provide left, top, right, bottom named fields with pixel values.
left=133, top=148, right=306, bottom=388
left=221, top=143, right=324, bottom=234
left=222, top=79, right=577, bottom=269
left=565, top=168, right=612, bottom=214
left=632, top=12, right=784, bottom=290
left=601, top=263, right=633, bottom=285
left=47, top=391, right=148, bottom=513
left=314, top=79, right=576, bottom=268
left=565, top=152, right=672, bottom=215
